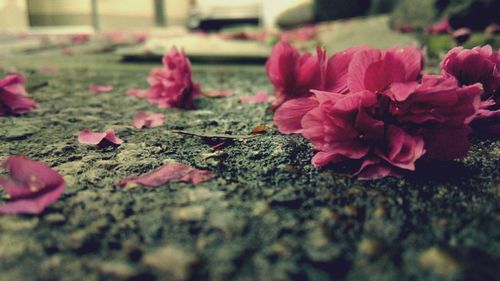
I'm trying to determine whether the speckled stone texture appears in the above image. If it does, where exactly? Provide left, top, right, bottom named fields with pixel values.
left=0, top=45, right=499, bottom=281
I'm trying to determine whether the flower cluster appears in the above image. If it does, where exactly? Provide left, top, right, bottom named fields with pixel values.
left=147, top=47, right=200, bottom=109
left=269, top=41, right=493, bottom=180
left=0, top=72, right=37, bottom=116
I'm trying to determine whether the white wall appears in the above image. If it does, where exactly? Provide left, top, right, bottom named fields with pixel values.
left=0, top=0, right=29, bottom=31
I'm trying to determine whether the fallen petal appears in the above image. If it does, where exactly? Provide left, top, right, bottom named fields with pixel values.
left=0, top=72, right=38, bottom=116
left=38, top=66, right=59, bottom=73
left=89, top=85, right=114, bottom=93
left=239, top=91, right=270, bottom=104
left=0, top=156, right=65, bottom=215
left=117, top=163, right=214, bottom=187
left=127, top=88, right=149, bottom=98
left=78, top=129, right=123, bottom=146
left=133, top=111, right=165, bottom=129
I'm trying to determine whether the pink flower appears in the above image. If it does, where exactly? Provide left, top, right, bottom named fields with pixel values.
left=88, top=85, right=113, bottom=93
left=147, top=47, right=200, bottom=109
left=266, top=41, right=322, bottom=108
left=272, top=46, right=481, bottom=180
left=69, top=33, right=90, bottom=44
left=441, top=45, right=499, bottom=93
left=294, top=83, right=478, bottom=179
left=441, top=45, right=500, bottom=132
left=127, top=88, right=148, bottom=99
left=117, top=163, right=214, bottom=187
left=0, top=72, right=37, bottom=116
left=0, top=156, right=65, bottom=215
left=133, top=111, right=165, bottom=129
left=426, top=18, right=450, bottom=34
left=395, top=24, right=414, bottom=33
left=239, top=90, right=271, bottom=104
left=133, top=32, right=148, bottom=43
left=78, top=129, right=123, bottom=147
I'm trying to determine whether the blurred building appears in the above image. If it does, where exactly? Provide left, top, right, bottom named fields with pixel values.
left=0, top=0, right=314, bottom=32
left=0, top=0, right=191, bottom=31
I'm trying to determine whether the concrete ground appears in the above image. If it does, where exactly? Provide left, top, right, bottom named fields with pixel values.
left=0, top=17, right=499, bottom=281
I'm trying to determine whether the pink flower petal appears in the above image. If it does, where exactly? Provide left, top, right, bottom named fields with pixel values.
left=62, top=48, right=74, bottom=56
left=387, top=46, right=424, bottom=82
left=133, top=111, right=165, bottom=129
left=323, top=46, right=368, bottom=93
left=0, top=72, right=37, bottom=116
left=239, top=91, right=270, bottom=104
left=266, top=41, right=322, bottom=108
left=117, top=163, right=214, bottom=187
left=273, top=98, right=318, bottom=134
left=69, top=33, right=90, bottom=44
left=348, top=48, right=406, bottom=92
left=88, top=85, right=114, bottom=93
left=78, top=129, right=123, bottom=146
left=355, top=158, right=400, bottom=180
left=38, top=66, right=59, bottom=73
left=127, top=88, right=149, bottom=99
left=375, top=126, right=425, bottom=171
left=311, top=151, right=345, bottom=167
left=0, top=156, right=65, bottom=215
left=426, top=18, right=450, bottom=34
left=348, top=46, right=423, bottom=93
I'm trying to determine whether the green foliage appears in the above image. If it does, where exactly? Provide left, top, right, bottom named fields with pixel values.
left=421, top=33, right=500, bottom=58
left=420, top=34, right=455, bottom=58
left=314, top=0, right=371, bottom=21
left=389, top=0, right=438, bottom=30
left=369, top=0, right=400, bottom=14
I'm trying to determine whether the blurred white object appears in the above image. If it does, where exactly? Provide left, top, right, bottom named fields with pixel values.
left=262, top=0, right=314, bottom=29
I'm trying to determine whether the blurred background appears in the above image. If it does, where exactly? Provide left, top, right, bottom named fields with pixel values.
left=1, top=0, right=498, bottom=32
left=0, top=0, right=498, bottom=63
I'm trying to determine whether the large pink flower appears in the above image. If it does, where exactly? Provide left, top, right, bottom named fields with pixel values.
left=147, top=47, right=200, bottom=109
left=0, top=72, right=37, bottom=116
left=298, top=90, right=426, bottom=178
left=273, top=46, right=482, bottom=179
left=274, top=46, right=423, bottom=134
left=0, top=156, right=65, bottom=215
